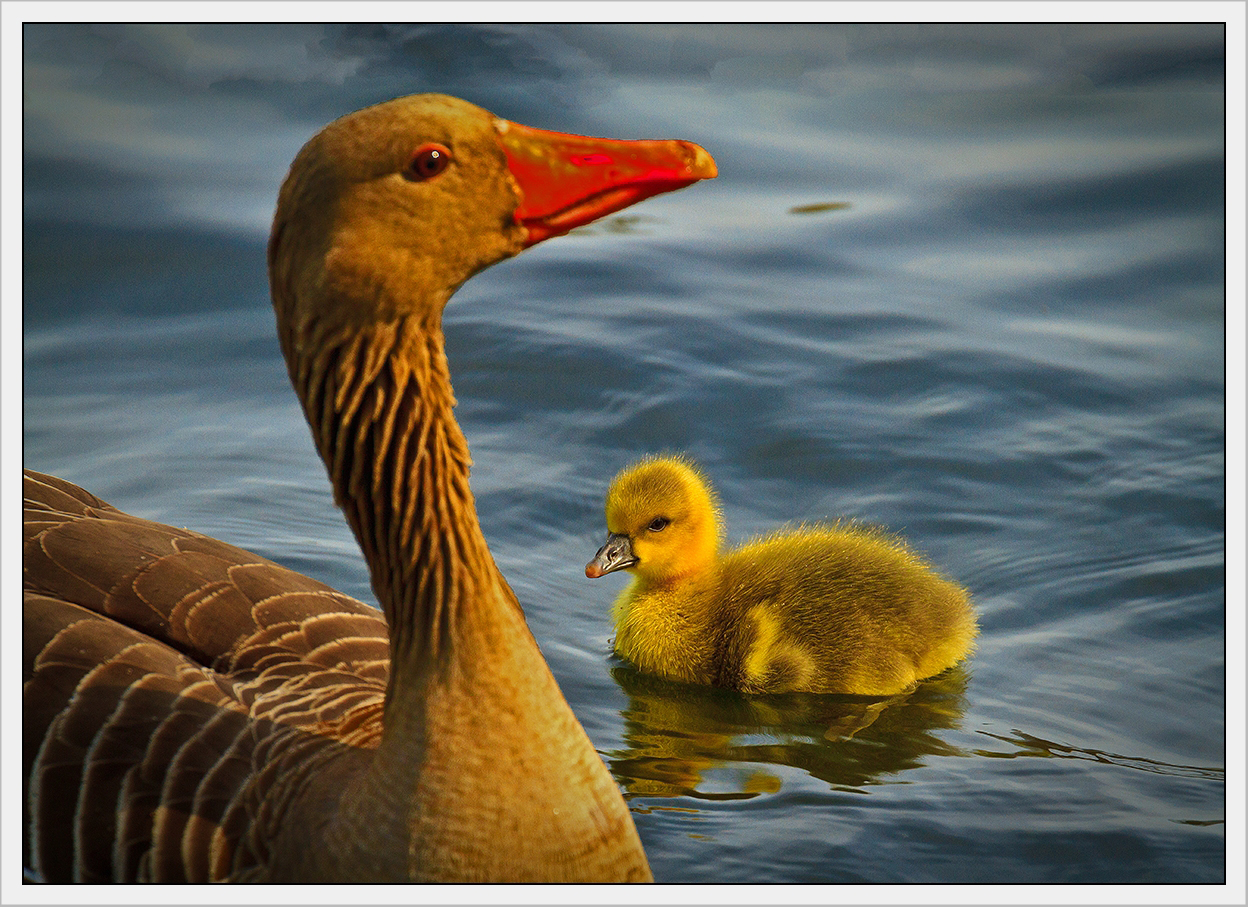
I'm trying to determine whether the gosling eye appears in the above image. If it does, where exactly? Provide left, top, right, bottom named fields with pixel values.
left=647, top=517, right=671, bottom=533
left=403, top=143, right=452, bottom=181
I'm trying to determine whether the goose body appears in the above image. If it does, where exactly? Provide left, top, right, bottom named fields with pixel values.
left=24, top=93, right=716, bottom=883
left=586, top=456, right=976, bottom=696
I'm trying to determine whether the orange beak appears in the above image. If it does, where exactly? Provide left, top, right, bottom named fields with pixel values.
left=495, top=119, right=717, bottom=247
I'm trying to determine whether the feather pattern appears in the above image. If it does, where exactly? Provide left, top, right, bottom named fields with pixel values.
left=24, top=471, right=390, bottom=881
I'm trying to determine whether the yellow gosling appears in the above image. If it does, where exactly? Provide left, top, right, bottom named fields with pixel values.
left=586, top=455, right=977, bottom=696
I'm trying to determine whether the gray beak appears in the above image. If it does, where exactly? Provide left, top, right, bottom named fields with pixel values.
left=585, top=532, right=637, bottom=578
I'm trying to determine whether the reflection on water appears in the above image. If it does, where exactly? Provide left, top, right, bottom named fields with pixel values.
left=787, top=201, right=852, bottom=216
left=609, top=662, right=970, bottom=799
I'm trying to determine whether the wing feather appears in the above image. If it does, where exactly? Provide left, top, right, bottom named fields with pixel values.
left=23, top=470, right=389, bottom=881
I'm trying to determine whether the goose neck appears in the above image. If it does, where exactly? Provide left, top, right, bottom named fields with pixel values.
left=293, top=316, right=501, bottom=677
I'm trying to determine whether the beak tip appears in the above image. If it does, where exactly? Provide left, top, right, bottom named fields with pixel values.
left=585, top=562, right=602, bottom=579
left=686, top=141, right=717, bottom=180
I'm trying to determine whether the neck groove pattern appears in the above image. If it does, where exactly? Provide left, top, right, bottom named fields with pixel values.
left=293, top=317, right=498, bottom=681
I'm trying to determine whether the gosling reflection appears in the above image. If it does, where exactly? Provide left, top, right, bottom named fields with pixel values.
left=608, top=662, right=970, bottom=799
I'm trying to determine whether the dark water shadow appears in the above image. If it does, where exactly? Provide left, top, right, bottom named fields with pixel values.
left=607, top=662, right=970, bottom=799
left=975, top=729, right=1226, bottom=782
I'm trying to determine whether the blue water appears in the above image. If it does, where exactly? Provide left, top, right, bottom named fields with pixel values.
left=19, top=22, right=1231, bottom=888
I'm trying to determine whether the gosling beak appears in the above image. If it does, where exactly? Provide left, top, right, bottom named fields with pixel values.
left=585, top=533, right=637, bottom=578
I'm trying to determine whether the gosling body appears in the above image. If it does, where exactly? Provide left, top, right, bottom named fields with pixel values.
left=586, top=456, right=977, bottom=696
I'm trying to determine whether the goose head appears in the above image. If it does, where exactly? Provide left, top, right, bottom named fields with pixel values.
left=268, top=93, right=716, bottom=349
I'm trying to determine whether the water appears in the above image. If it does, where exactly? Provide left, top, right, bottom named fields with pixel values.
left=17, top=22, right=1233, bottom=891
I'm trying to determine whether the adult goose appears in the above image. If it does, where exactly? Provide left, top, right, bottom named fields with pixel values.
left=24, top=93, right=715, bottom=883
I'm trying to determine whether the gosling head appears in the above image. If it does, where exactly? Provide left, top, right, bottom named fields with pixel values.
left=586, top=456, right=723, bottom=586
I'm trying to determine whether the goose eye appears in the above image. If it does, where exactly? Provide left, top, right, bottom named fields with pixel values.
left=403, top=143, right=452, bottom=181
left=647, top=517, right=670, bottom=532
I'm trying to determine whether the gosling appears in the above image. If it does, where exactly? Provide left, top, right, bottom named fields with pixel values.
left=585, top=455, right=977, bottom=696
